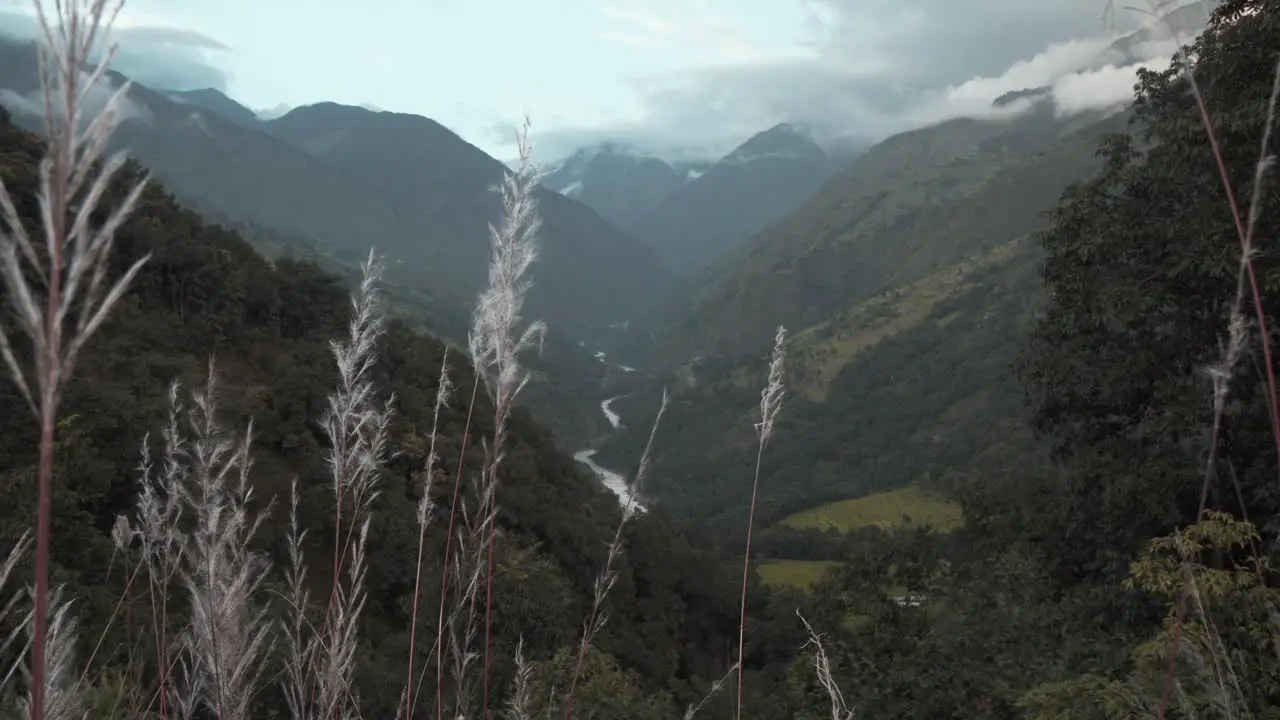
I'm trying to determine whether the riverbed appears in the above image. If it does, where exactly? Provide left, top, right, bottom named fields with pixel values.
left=575, top=391, right=645, bottom=512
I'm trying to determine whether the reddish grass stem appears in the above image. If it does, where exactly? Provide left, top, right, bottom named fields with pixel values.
left=433, top=375, right=480, bottom=720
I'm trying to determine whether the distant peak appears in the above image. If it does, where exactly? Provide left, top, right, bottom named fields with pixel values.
left=769, top=122, right=806, bottom=136
left=721, top=122, right=826, bottom=165
left=172, top=88, right=228, bottom=100
left=166, top=88, right=258, bottom=126
left=992, top=86, right=1051, bottom=108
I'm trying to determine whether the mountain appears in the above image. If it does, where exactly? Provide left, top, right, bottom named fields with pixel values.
left=624, top=123, right=838, bottom=275
left=0, top=39, right=678, bottom=446
left=591, top=94, right=1129, bottom=536
left=543, top=143, right=709, bottom=230
left=257, top=102, right=677, bottom=332
left=0, top=105, right=757, bottom=717
left=0, top=37, right=674, bottom=341
left=166, top=87, right=261, bottom=126
left=628, top=98, right=1120, bottom=362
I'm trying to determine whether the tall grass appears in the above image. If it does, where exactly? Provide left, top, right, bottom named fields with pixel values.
left=0, top=2, right=794, bottom=719
left=0, top=1, right=148, bottom=716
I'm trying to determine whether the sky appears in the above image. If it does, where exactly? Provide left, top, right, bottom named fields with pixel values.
left=0, top=0, right=1210, bottom=161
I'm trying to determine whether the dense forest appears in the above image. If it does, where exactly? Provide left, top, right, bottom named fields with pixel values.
left=6, top=0, right=1280, bottom=718
left=605, top=0, right=1280, bottom=716
left=0, top=104, right=803, bottom=717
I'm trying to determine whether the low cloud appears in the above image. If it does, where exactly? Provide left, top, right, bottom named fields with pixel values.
left=531, top=0, right=1211, bottom=161
left=1050, top=38, right=1179, bottom=116
left=0, top=68, right=154, bottom=127
left=0, top=8, right=231, bottom=93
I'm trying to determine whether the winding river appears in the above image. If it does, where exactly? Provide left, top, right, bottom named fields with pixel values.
left=575, top=356, right=646, bottom=512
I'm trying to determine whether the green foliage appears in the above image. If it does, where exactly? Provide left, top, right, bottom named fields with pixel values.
left=756, top=560, right=841, bottom=591
left=0, top=111, right=743, bottom=714
left=1021, top=512, right=1280, bottom=718
left=780, top=485, right=964, bottom=534
left=518, top=646, right=676, bottom=720
left=644, top=100, right=1124, bottom=362
left=598, top=237, right=1045, bottom=549
left=605, top=5, right=1280, bottom=716
left=1017, top=0, right=1280, bottom=587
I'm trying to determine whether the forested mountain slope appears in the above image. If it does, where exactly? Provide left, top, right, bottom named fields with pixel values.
left=596, top=106, right=1127, bottom=536
left=629, top=100, right=1121, bottom=362
left=0, top=35, right=675, bottom=340
left=0, top=107, right=759, bottom=717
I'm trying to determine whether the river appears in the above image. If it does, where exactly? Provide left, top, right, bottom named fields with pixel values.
left=575, top=384, right=646, bottom=512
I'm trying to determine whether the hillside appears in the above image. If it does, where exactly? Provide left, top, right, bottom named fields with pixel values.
left=591, top=101, right=1129, bottom=540
left=626, top=123, right=837, bottom=276
left=0, top=107, right=756, bottom=716
left=167, top=87, right=261, bottom=126
left=596, top=233, right=1047, bottom=541
left=259, top=103, right=677, bottom=333
left=0, top=35, right=674, bottom=340
left=629, top=100, right=1125, bottom=362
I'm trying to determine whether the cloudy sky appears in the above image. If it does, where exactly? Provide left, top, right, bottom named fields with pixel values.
left=0, top=0, right=1206, bottom=161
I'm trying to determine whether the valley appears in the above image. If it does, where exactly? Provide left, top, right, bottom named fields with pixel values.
left=4, top=0, right=1280, bottom=717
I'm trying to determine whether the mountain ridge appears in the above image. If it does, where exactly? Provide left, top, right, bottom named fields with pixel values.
left=619, top=122, right=839, bottom=275
left=0, top=35, right=673, bottom=340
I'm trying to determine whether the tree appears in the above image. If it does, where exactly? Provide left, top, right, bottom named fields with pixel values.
left=1017, top=0, right=1280, bottom=587
left=1019, top=512, right=1280, bottom=718
left=516, top=645, right=675, bottom=720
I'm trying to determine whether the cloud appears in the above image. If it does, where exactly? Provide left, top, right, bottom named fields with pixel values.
left=0, top=8, right=231, bottom=92
left=532, top=0, right=1209, bottom=161
left=1048, top=41, right=1172, bottom=117
left=0, top=68, right=154, bottom=127
left=597, top=0, right=772, bottom=64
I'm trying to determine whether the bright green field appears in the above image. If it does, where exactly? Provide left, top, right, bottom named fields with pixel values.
left=780, top=485, right=964, bottom=533
left=756, top=560, right=841, bottom=590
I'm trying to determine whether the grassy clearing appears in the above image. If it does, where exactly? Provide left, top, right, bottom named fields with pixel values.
left=780, top=485, right=964, bottom=533
left=756, top=560, right=842, bottom=591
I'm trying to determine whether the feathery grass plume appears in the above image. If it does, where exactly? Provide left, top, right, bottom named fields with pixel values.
left=14, top=588, right=82, bottom=720
left=0, top=533, right=33, bottom=698
left=399, top=350, right=452, bottom=717
left=166, top=365, right=274, bottom=720
left=755, top=325, right=788, bottom=447
left=506, top=638, right=533, bottom=720
left=129, top=380, right=187, bottom=718
left=287, top=249, right=392, bottom=720
left=736, top=325, right=787, bottom=719
left=562, top=389, right=668, bottom=720
left=796, top=610, right=854, bottom=720
left=0, top=2, right=149, bottom=715
left=467, top=117, right=546, bottom=718
left=282, top=479, right=313, bottom=720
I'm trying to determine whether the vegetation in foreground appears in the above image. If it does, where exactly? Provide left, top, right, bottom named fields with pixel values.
left=7, top=0, right=1280, bottom=718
